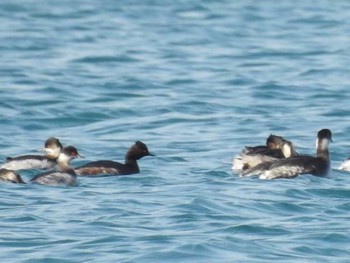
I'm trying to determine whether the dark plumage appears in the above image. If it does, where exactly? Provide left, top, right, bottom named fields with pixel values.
left=241, top=140, right=297, bottom=177
left=257, top=129, right=332, bottom=179
left=75, top=141, right=154, bottom=176
left=232, top=134, right=288, bottom=171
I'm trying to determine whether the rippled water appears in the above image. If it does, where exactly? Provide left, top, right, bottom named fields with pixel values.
left=1, top=1, right=350, bottom=262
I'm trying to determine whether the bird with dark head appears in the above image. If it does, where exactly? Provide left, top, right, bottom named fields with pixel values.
left=30, top=145, right=81, bottom=186
left=252, top=129, right=332, bottom=180
left=75, top=141, right=154, bottom=176
left=232, top=133, right=291, bottom=172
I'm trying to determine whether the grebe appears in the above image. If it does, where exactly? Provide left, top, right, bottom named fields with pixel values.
left=30, top=146, right=81, bottom=186
left=232, top=134, right=287, bottom=171
left=1, top=137, right=63, bottom=171
left=338, top=157, right=350, bottom=171
left=256, top=129, right=332, bottom=180
left=75, top=141, right=154, bottom=176
left=240, top=140, right=297, bottom=177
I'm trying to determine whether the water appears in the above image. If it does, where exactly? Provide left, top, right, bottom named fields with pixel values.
left=1, top=1, right=350, bottom=262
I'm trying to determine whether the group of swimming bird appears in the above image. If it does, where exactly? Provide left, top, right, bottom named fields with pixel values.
left=232, top=128, right=350, bottom=179
left=0, top=138, right=154, bottom=186
left=1, top=128, right=349, bottom=185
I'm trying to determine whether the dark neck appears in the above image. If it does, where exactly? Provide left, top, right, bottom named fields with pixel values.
left=317, top=149, right=329, bottom=160
left=316, top=139, right=330, bottom=161
left=124, top=158, right=140, bottom=172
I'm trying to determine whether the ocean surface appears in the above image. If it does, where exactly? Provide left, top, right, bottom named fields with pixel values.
left=1, top=1, right=350, bottom=262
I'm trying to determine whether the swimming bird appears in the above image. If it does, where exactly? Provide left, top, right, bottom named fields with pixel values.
left=232, top=134, right=287, bottom=172
left=0, top=169, right=25, bottom=183
left=338, top=158, right=350, bottom=172
left=30, top=146, right=81, bottom=186
left=75, top=141, right=154, bottom=176
left=1, top=137, right=63, bottom=171
left=240, top=140, right=297, bottom=177
left=255, top=129, right=332, bottom=180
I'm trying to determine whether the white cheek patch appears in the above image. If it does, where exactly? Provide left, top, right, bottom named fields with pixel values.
left=282, top=143, right=292, bottom=158
left=45, top=148, right=54, bottom=154
left=45, top=147, right=61, bottom=158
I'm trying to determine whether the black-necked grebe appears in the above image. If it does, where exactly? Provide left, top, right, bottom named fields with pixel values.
left=232, top=134, right=287, bottom=171
left=241, top=140, right=297, bottom=177
left=30, top=146, right=81, bottom=186
left=0, top=169, right=25, bottom=183
left=75, top=141, right=154, bottom=176
left=338, top=157, right=350, bottom=171
left=256, top=129, right=332, bottom=180
left=0, top=137, right=63, bottom=171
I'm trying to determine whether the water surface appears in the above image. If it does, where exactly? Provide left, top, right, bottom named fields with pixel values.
left=1, top=1, right=350, bottom=262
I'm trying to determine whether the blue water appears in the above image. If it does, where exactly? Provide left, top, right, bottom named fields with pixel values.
left=1, top=1, right=350, bottom=262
